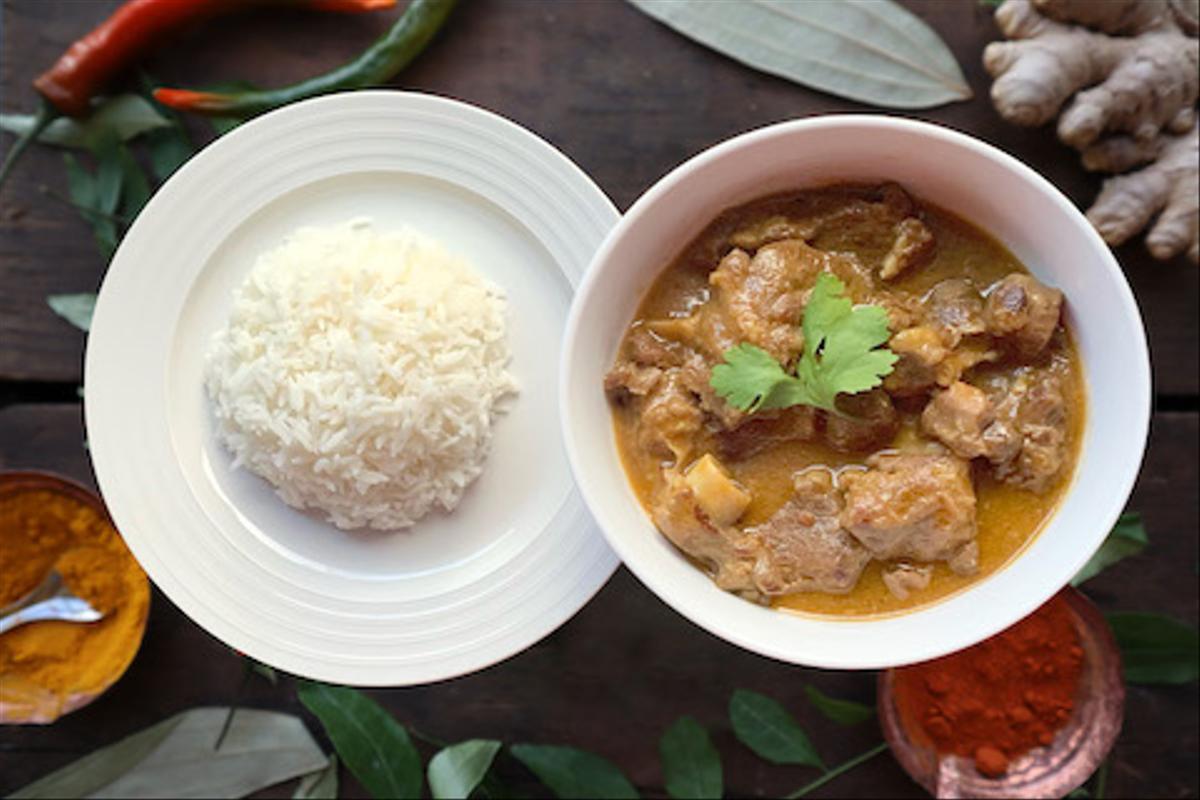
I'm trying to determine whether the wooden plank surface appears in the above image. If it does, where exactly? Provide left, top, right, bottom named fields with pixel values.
left=1, top=0, right=1197, bottom=393
left=0, top=404, right=1195, bottom=798
left=1, top=1, right=1197, bottom=798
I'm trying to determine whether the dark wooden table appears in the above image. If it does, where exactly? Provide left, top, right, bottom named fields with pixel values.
left=1, top=2, right=1196, bottom=797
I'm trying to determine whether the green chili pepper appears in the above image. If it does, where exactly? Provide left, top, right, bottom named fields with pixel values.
left=154, top=0, right=458, bottom=117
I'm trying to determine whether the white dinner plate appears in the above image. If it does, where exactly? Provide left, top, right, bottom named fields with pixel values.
left=85, top=91, right=621, bottom=686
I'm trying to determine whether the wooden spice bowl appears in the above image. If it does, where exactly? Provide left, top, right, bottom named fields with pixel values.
left=878, top=588, right=1125, bottom=798
left=0, top=470, right=151, bottom=725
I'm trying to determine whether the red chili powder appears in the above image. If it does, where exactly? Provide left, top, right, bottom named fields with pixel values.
left=892, top=594, right=1084, bottom=777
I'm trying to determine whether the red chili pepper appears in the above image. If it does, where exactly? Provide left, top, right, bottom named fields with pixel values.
left=35, top=0, right=397, bottom=118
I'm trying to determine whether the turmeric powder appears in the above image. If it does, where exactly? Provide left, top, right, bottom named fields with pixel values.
left=0, top=482, right=149, bottom=724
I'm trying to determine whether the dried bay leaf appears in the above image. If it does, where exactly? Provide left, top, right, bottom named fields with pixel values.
left=293, top=755, right=339, bottom=800
left=9, top=715, right=185, bottom=799
left=47, top=293, right=97, bottom=332
left=10, top=708, right=327, bottom=799
left=627, top=0, right=971, bottom=109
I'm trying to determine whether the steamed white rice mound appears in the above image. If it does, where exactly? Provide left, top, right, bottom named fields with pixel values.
left=205, top=220, right=518, bottom=530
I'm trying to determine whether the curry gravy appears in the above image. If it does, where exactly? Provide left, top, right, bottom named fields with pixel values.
left=611, top=185, right=1085, bottom=618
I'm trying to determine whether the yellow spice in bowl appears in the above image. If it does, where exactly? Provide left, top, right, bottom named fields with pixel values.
left=0, top=479, right=150, bottom=724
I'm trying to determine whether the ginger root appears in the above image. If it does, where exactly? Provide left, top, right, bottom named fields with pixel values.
left=984, top=0, right=1200, bottom=263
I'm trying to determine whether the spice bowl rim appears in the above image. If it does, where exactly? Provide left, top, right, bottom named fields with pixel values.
left=559, top=113, right=1151, bottom=669
left=0, top=470, right=112, bottom=518
left=0, top=469, right=151, bottom=725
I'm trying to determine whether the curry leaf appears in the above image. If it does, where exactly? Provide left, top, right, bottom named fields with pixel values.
left=92, top=134, right=124, bottom=215
left=63, top=153, right=96, bottom=209
left=63, top=153, right=117, bottom=258
left=10, top=708, right=327, bottom=799
left=145, top=124, right=194, bottom=180
left=199, top=80, right=258, bottom=136
left=252, top=661, right=279, bottom=685
left=208, top=116, right=245, bottom=136
left=1072, top=513, right=1148, bottom=586
left=659, top=717, right=722, bottom=800
left=116, top=145, right=152, bottom=220
left=0, top=94, right=171, bottom=150
left=297, top=682, right=423, bottom=799
left=511, top=744, right=639, bottom=800
left=626, top=0, right=971, bottom=109
left=137, top=73, right=196, bottom=180
left=293, top=756, right=339, bottom=799
left=428, top=740, right=502, bottom=799
left=729, top=689, right=823, bottom=769
left=804, top=685, right=874, bottom=727
left=47, top=293, right=97, bottom=332
left=1107, top=613, right=1200, bottom=685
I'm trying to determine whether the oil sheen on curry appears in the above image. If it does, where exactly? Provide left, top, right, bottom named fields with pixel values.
left=606, top=183, right=1084, bottom=617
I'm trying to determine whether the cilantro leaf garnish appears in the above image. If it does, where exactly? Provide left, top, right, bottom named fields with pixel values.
left=709, top=273, right=898, bottom=414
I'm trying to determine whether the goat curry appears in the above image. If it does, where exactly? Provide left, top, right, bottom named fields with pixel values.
left=606, top=183, right=1084, bottom=617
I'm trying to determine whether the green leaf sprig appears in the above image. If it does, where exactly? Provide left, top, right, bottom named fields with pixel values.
left=710, top=273, right=898, bottom=414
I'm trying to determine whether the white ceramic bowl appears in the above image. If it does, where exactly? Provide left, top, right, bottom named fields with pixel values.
left=560, top=115, right=1151, bottom=669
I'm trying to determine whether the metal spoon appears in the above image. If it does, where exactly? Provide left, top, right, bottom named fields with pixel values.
left=0, top=570, right=103, bottom=635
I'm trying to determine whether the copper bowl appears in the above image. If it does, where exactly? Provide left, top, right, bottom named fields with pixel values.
left=878, top=588, right=1124, bottom=799
left=0, top=470, right=151, bottom=724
